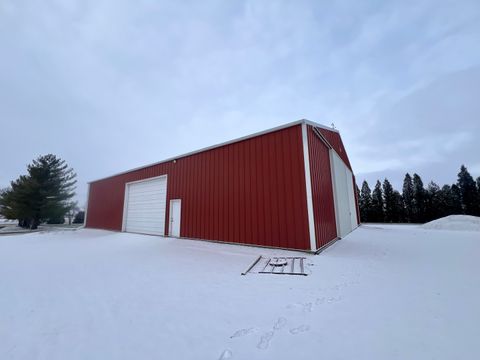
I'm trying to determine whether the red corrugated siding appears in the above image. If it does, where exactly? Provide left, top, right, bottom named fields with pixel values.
left=307, top=125, right=338, bottom=248
left=86, top=125, right=311, bottom=250
left=318, top=128, right=352, bottom=171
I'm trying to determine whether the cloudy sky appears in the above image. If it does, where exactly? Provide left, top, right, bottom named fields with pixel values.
left=1, top=0, right=479, bottom=206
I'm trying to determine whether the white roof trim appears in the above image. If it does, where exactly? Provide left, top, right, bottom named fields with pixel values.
left=88, top=119, right=339, bottom=183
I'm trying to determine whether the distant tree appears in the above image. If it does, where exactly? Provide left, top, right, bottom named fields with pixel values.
left=383, top=179, right=396, bottom=222
left=73, top=211, right=85, bottom=224
left=47, top=215, right=65, bottom=224
left=450, top=184, right=463, bottom=214
left=476, top=177, right=480, bottom=192
left=412, top=173, right=426, bottom=223
left=425, top=182, right=442, bottom=222
left=0, top=154, right=76, bottom=229
left=392, top=190, right=405, bottom=222
left=0, top=175, right=36, bottom=225
left=402, top=173, right=414, bottom=222
left=65, top=202, right=79, bottom=225
left=359, top=181, right=372, bottom=222
left=457, top=165, right=480, bottom=216
left=370, top=180, right=384, bottom=222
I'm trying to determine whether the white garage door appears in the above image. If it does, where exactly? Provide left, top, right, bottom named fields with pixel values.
left=331, top=152, right=358, bottom=238
left=123, top=176, right=167, bottom=235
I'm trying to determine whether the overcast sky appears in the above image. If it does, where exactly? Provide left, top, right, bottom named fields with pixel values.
left=1, top=0, right=479, bottom=207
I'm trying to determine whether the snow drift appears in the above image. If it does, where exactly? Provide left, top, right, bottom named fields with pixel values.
left=422, top=215, right=480, bottom=231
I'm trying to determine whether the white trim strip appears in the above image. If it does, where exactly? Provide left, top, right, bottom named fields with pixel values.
left=329, top=149, right=341, bottom=238
left=88, top=119, right=338, bottom=183
left=301, top=123, right=317, bottom=251
left=83, top=183, right=90, bottom=228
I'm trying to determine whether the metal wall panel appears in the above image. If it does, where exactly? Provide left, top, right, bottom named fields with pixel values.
left=86, top=125, right=311, bottom=250
left=318, top=126, right=360, bottom=227
left=318, top=128, right=353, bottom=171
left=306, top=125, right=338, bottom=248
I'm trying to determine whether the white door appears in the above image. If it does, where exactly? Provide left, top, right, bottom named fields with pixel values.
left=123, top=176, right=167, bottom=235
left=169, top=199, right=181, bottom=237
left=331, top=152, right=358, bottom=238
left=345, top=168, right=358, bottom=229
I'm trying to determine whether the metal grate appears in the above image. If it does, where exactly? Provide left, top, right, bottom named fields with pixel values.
left=242, top=256, right=308, bottom=276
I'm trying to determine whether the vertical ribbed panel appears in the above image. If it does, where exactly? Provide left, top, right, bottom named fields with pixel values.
left=318, top=128, right=353, bottom=171
left=86, top=125, right=311, bottom=250
left=307, top=125, right=338, bottom=248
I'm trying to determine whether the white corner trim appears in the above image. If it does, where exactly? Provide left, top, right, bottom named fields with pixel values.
left=301, top=123, right=317, bottom=251
left=329, top=150, right=341, bottom=238
left=83, top=183, right=90, bottom=228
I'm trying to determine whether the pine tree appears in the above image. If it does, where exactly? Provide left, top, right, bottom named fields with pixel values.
left=359, top=181, right=372, bottom=222
left=438, top=185, right=452, bottom=217
left=425, top=181, right=441, bottom=222
left=476, top=177, right=480, bottom=192
left=457, top=165, right=480, bottom=215
left=412, top=173, right=426, bottom=223
left=402, top=173, right=414, bottom=222
left=0, top=154, right=76, bottom=229
left=383, top=179, right=395, bottom=222
left=392, top=190, right=405, bottom=222
left=371, top=180, right=384, bottom=222
left=450, top=184, right=463, bottom=214
left=73, top=211, right=85, bottom=224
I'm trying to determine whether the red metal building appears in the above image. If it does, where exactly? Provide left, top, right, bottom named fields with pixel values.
left=85, top=120, right=359, bottom=252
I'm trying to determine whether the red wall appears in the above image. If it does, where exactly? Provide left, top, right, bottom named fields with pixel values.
left=87, top=125, right=311, bottom=250
left=319, top=127, right=360, bottom=225
left=318, top=128, right=352, bottom=171
left=307, top=126, right=338, bottom=248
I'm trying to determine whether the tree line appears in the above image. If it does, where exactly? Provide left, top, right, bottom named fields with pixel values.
left=358, top=165, right=480, bottom=223
left=0, top=154, right=77, bottom=229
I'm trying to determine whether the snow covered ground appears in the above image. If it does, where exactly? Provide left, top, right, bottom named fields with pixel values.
left=1, top=224, right=479, bottom=360
left=422, top=214, right=480, bottom=231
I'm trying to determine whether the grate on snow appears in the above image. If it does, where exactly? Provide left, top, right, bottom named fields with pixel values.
left=241, top=256, right=308, bottom=276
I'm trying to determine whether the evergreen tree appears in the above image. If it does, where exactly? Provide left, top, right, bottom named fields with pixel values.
left=450, top=184, right=463, bottom=214
left=412, top=173, right=426, bottom=223
left=371, top=180, right=384, bottom=222
left=73, top=211, right=85, bottom=224
left=359, top=181, right=372, bottom=222
left=382, top=179, right=395, bottom=222
left=392, top=190, right=405, bottom=222
left=425, top=181, right=441, bottom=222
left=402, top=173, right=414, bottom=222
left=457, top=165, right=480, bottom=215
left=438, top=185, right=453, bottom=217
left=477, top=177, right=480, bottom=192
left=0, top=154, right=76, bottom=229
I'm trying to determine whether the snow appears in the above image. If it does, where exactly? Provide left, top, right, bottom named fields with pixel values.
left=422, top=214, right=480, bottom=231
left=1, top=225, right=479, bottom=359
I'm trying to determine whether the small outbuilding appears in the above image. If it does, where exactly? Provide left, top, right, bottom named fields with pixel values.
left=85, top=119, right=359, bottom=252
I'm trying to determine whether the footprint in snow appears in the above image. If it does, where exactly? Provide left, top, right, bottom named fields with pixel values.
left=257, top=331, right=274, bottom=350
left=289, top=325, right=310, bottom=335
left=315, top=297, right=325, bottom=305
left=286, top=303, right=312, bottom=313
left=273, top=317, right=287, bottom=330
left=218, top=349, right=233, bottom=359
left=327, top=296, right=342, bottom=303
left=230, top=328, right=255, bottom=338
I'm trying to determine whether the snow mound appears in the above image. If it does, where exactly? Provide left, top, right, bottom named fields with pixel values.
left=422, top=215, right=480, bottom=232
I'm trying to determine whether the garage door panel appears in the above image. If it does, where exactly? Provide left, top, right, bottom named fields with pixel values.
left=124, top=176, right=167, bottom=235
left=331, top=152, right=357, bottom=238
